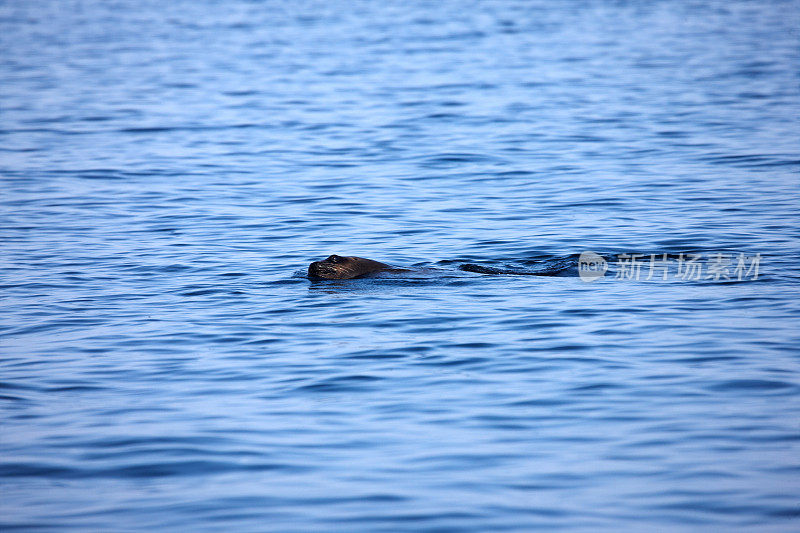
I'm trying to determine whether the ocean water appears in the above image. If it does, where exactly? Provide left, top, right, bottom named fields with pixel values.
left=1, top=0, right=799, bottom=531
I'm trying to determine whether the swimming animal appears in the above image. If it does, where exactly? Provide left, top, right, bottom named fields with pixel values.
left=307, top=254, right=572, bottom=280
left=307, top=255, right=394, bottom=279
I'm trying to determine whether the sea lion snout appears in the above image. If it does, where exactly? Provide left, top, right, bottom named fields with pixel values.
left=308, top=255, right=352, bottom=279
left=307, top=260, right=335, bottom=279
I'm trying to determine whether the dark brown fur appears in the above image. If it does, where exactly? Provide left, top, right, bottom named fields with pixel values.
left=308, top=255, right=391, bottom=280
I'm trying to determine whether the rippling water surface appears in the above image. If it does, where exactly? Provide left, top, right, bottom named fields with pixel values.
left=2, top=1, right=799, bottom=531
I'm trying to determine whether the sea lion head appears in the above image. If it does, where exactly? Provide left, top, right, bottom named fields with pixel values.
left=308, top=255, right=388, bottom=280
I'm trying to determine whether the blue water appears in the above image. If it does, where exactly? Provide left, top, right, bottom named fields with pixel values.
left=2, top=1, right=799, bottom=531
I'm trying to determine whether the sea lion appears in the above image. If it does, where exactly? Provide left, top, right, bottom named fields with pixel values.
left=307, top=254, right=574, bottom=280
left=308, top=255, right=392, bottom=280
